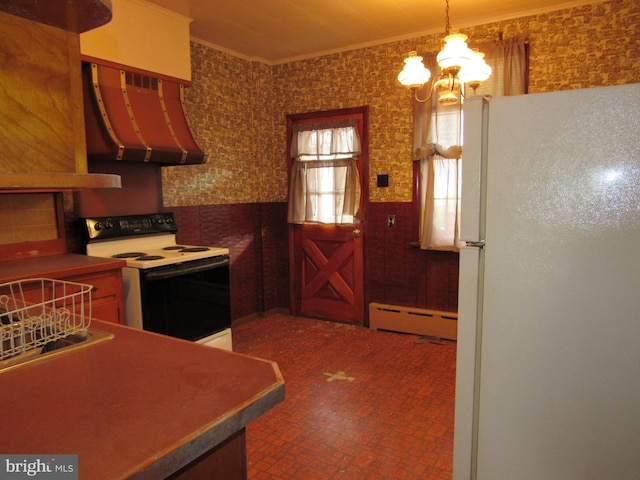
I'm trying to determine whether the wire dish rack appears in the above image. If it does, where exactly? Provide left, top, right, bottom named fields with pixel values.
left=0, top=278, right=93, bottom=361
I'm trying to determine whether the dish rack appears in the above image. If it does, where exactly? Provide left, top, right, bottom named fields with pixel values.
left=0, top=278, right=93, bottom=361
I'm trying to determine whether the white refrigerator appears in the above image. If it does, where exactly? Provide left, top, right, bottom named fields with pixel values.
left=454, top=84, right=640, bottom=480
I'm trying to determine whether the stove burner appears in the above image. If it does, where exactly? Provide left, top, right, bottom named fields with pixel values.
left=162, top=246, right=185, bottom=250
left=113, top=252, right=148, bottom=258
left=180, top=247, right=210, bottom=253
left=136, top=255, right=165, bottom=261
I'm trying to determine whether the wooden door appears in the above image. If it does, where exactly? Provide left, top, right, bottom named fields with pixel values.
left=294, top=223, right=363, bottom=323
left=288, top=107, right=368, bottom=325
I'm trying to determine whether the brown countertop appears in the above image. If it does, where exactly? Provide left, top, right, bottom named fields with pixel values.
left=0, top=320, right=285, bottom=479
left=0, top=254, right=127, bottom=283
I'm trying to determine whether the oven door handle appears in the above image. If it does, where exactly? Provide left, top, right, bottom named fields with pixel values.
left=144, top=258, right=229, bottom=281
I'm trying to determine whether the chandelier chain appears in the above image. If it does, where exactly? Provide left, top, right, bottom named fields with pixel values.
left=444, top=0, right=451, bottom=35
left=397, top=0, right=492, bottom=104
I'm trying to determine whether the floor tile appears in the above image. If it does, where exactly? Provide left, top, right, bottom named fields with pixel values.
left=233, top=314, right=456, bottom=479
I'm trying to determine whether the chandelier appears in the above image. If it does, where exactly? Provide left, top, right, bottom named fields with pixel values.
left=397, top=0, right=491, bottom=105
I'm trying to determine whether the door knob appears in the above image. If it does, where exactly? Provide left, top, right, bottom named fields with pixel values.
left=352, top=229, right=361, bottom=237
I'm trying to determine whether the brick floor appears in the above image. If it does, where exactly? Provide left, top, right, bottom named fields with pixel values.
left=233, top=314, right=456, bottom=479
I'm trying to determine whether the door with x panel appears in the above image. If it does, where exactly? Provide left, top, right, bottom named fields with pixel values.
left=288, top=107, right=367, bottom=325
left=296, top=223, right=363, bottom=323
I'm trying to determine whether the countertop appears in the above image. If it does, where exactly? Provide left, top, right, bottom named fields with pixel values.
left=0, top=253, right=127, bottom=283
left=0, top=320, right=285, bottom=479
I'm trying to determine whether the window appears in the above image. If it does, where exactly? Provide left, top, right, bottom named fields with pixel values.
left=288, top=122, right=362, bottom=225
left=420, top=155, right=462, bottom=250
left=417, top=100, right=463, bottom=251
left=414, top=37, right=528, bottom=251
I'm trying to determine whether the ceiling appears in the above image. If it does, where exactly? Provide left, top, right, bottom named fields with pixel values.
left=143, top=0, right=599, bottom=64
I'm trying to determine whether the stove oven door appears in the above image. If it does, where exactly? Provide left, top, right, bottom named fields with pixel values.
left=136, top=257, right=231, bottom=342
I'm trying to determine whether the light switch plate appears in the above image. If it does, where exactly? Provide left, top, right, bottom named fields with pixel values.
left=387, top=215, right=396, bottom=228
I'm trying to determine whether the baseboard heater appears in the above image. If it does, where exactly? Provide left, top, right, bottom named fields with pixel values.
left=369, top=302, right=458, bottom=340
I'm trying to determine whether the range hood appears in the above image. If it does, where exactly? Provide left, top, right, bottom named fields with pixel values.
left=83, top=62, right=207, bottom=165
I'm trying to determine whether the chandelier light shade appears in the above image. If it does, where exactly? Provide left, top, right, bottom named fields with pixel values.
left=397, top=0, right=491, bottom=104
left=436, top=33, right=474, bottom=73
left=397, top=51, right=432, bottom=89
left=459, top=50, right=492, bottom=91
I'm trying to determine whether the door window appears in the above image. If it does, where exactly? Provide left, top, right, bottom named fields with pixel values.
left=288, top=123, right=362, bottom=225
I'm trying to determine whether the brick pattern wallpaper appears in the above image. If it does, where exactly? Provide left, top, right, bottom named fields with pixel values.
left=161, top=47, right=278, bottom=206
left=162, top=0, right=640, bottom=206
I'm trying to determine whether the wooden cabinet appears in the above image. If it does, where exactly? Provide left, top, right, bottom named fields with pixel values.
left=0, top=12, right=85, bottom=176
left=0, top=5, right=119, bottom=190
left=0, top=0, right=112, bottom=175
left=0, top=255, right=126, bottom=325
left=0, top=0, right=112, bottom=34
left=61, top=269, right=125, bottom=325
left=168, top=429, right=247, bottom=480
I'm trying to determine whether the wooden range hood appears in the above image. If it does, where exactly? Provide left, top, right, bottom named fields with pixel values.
left=83, top=62, right=207, bottom=165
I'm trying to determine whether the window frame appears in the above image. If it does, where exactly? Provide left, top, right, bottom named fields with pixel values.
left=286, top=107, right=369, bottom=226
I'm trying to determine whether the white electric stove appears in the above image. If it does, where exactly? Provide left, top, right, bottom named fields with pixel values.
left=83, top=213, right=232, bottom=351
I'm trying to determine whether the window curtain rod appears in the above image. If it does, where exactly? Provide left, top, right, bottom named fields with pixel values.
left=291, top=118, right=358, bottom=134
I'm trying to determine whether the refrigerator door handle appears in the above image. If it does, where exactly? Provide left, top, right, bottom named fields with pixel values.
left=464, top=240, right=485, bottom=249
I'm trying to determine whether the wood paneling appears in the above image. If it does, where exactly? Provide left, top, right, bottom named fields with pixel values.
left=259, top=203, right=290, bottom=311
left=0, top=12, right=85, bottom=175
left=171, top=203, right=289, bottom=321
left=367, top=202, right=459, bottom=313
left=170, top=202, right=457, bottom=322
left=74, top=162, right=163, bottom=217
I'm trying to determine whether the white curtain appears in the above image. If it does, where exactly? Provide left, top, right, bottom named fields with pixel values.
left=416, top=37, right=528, bottom=251
left=288, top=123, right=362, bottom=224
left=420, top=156, right=462, bottom=251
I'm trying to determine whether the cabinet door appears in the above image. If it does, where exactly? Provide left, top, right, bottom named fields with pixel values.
left=67, top=270, right=125, bottom=325
left=0, top=12, right=85, bottom=175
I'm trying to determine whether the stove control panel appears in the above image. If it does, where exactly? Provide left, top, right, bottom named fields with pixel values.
left=84, top=213, right=178, bottom=241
